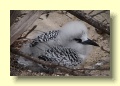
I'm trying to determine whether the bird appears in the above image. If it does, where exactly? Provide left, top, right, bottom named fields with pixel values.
left=18, top=21, right=99, bottom=72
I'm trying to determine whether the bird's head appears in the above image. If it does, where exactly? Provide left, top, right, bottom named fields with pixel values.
left=74, top=31, right=99, bottom=47
left=60, top=21, right=99, bottom=47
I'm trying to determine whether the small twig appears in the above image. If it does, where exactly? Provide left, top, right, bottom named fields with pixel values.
left=24, top=25, right=37, bottom=37
left=88, top=10, right=94, bottom=15
left=102, top=19, right=107, bottom=23
left=91, top=10, right=108, bottom=17
left=17, top=38, right=32, bottom=41
left=18, top=25, right=37, bottom=40
left=101, top=46, right=110, bottom=53
left=17, top=25, right=36, bottom=40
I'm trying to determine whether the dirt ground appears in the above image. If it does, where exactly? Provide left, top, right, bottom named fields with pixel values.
left=10, top=10, right=110, bottom=76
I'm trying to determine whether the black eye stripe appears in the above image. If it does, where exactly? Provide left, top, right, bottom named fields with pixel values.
left=74, top=38, right=82, bottom=43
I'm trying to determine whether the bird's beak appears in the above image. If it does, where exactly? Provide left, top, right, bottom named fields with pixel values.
left=82, top=39, right=99, bottom=47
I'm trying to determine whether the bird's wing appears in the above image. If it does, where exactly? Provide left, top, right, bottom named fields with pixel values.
left=30, top=30, right=60, bottom=47
left=38, top=46, right=82, bottom=69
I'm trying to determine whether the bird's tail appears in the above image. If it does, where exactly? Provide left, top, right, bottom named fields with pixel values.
left=17, top=42, right=54, bottom=73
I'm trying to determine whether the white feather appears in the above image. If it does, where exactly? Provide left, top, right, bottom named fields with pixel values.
left=55, top=21, right=88, bottom=45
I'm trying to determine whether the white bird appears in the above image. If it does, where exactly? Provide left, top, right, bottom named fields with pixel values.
left=18, top=21, right=99, bottom=72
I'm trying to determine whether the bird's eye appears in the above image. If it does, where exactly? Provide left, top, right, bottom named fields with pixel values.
left=74, top=38, right=82, bottom=43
